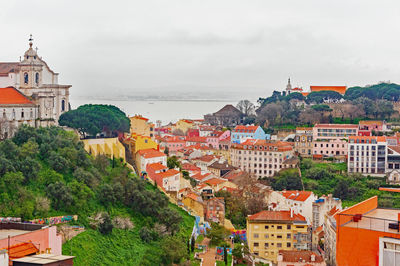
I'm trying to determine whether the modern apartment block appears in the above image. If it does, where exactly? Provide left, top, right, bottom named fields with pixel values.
left=230, top=139, right=294, bottom=178
left=246, top=210, right=310, bottom=264
left=336, top=196, right=400, bottom=265
left=313, top=124, right=358, bottom=157
left=348, top=136, right=387, bottom=176
left=294, top=127, right=313, bottom=157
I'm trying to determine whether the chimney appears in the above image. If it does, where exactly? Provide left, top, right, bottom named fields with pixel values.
left=311, top=254, right=316, bottom=262
left=290, top=208, right=294, bottom=218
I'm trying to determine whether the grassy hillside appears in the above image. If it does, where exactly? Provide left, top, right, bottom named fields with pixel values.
left=0, top=125, right=195, bottom=265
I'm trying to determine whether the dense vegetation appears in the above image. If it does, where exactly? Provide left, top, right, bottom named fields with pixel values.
left=255, top=82, right=399, bottom=129
left=59, top=104, right=130, bottom=137
left=0, top=125, right=194, bottom=265
left=268, top=159, right=400, bottom=208
left=345, top=83, right=400, bottom=101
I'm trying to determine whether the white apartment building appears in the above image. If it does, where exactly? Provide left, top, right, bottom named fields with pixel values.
left=348, top=136, right=387, bottom=176
left=230, top=139, right=295, bottom=178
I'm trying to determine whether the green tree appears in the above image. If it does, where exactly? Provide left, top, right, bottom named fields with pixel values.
left=167, top=156, right=181, bottom=169
left=191, top=235, right=195, bottom=252
left=47, top=181, right=73, bottom=210
left=208, top=223, right=230, bottom=246
left=59, top=104, right=130, bottom=137
left=98, top=213, right=113, bottom=235
left=160, top=236, right=187, bottom=265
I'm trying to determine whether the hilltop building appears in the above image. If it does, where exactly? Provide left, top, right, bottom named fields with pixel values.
left=0, top=36, right=71, bottom=138
left=204, top=104, right=244, bottom=127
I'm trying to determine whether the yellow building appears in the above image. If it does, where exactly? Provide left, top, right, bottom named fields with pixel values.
left=246, top=210, right=310, bottom=264
left=82, top=137, right=126, bottom=162
left=125, top=133, right=158, bottom=153
left=182, top=192, right=204, bottom=217
left=174, top=119, right=194, bottom=134
left=129, top=115, right=155, bottom=137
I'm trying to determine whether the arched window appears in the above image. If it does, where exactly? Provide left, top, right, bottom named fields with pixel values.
left=61, top=100, right=65, bottom=112
left=12, top=109, right=15, bottom=120
left=24, top=73, right=28, bottom=84
left=35, top=73, right=39, bottom=85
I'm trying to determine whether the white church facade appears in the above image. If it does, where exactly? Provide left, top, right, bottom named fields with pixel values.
left=0, top=36, right=71, bottom=139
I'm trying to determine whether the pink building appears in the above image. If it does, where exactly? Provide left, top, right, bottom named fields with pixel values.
left=358, top=120, right=389, bottom=136
left=0, top=223, right=62, bottom=257
left=206, top=130, right=230, bottom=149
left=312, top=124, right=358, bottom=157
left=161, top=136, right=186, bottom=153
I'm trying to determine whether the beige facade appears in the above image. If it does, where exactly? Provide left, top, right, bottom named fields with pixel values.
left=294, top=127, right=313, bottom=157
left=230, top=139, right=295, bottom=178
left=129, top=115, right=154, bottom=137
left=82, top=137, right=126, bottom=162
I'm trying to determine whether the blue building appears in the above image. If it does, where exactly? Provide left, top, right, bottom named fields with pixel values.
left=231, top=125, right=270, bottom=143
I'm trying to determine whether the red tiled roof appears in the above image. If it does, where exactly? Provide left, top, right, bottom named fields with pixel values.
left=0, top=87, right=34, bottom=105
left=0, top=62, right=19, bottom=75
left=281, top=190, right=312, bottom=202
left=233, top=125, right=259, bottom=132
left=192, top=172, right=211, bottom=181
left=388, top=146, right=400, bottom=154
left=137, top=148, right=165, bottom=159
left=131, top=115, right=149, bottom=121
left=196, top=155, right=217, bottom=162
left=327, top=206, right=340, bottom=217
left=147, top=163, right=167, bottom=171
left=222, top=169, right=247, bottom=181
left=205, top=178, right=226, bottom=186
left=231, top=139, right=293, bottom=152
left=6, top=242, right=39, bottom=260
left=186, top=136, right=207, bottom=143
left=278, top=250, right=324, bottom=263
left=158, top=169, right=180, bottom=178
left=181, top=163, right=201, bottom=171
left=248, top=210, right=306, bottom=222
left=292, top=87, right=303, bottom=91
left=186, top=192, right=202, bottom=202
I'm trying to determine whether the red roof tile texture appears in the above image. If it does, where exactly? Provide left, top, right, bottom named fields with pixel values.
left=7, top=242, right=39, bottom=260
left=248, top=210, right=306, bottom=222
left=0, top=87, right=34, bottom=105
left=279, top=250, right=324, bottom=263
left=137, top=148, right=165, bottom=158
left=281, top=190, right=312, bottom=202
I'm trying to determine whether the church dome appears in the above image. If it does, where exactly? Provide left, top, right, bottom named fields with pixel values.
left=21, top=35, right=40, bottom=63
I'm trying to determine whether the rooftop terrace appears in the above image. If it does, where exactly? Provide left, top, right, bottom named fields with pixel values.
left=339, top=208, right=400, bottom=234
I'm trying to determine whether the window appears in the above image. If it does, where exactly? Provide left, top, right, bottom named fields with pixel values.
left=21, top=111, right=24, bottom=118
left=264, top=225, right=269, bottom=229
left=24, top=72, right=28, bottom=84
left=287, top=233, right=291, bottom=239
left=253, top=233, right=259, bottom=238
left=287, top=242, right=291, bottom=248
left=264, top=234, right=269, bottom=239
left=264, top=243, right=269, bottom=248
left=277, top=243, right=282, bottom=248
left=277, top=235, right=282, bottom=239
left=61, top=100, right=65, bottom=112
left=277, top=226, right=282, bottom=229
left=35, top=72, right=39, bottom=84
left=253, top=242, right=259, bottom=247
left=287, top=225, right=291, bottom=229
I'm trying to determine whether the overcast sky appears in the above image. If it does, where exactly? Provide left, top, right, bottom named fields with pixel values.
left=1, top=0, right=399, bottom=100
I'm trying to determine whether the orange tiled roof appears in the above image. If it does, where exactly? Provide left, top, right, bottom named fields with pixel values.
left=231, top=139, right=293, bottom=152
left=248, top=210, right=306, bottom=222
left=131, top=115, right=149, bottom=121
left=233, top=125, right=259, bottom=132
left=147, top=162, right=167, bottom=171
left=158, top=169, right=180, bottom=178
left=196, top=155, right=217, bottom=162
left=6, top=242, right=39, bottom=260
left=192, top=172, right=211, bottom=181
left=137, top=148, right=165, bottom=158
left=278, top=250, right=324, bottom=263
left=205, top=178, right=226, bottom=186
left=186, top=136, right=207, bottom=143
left=281, top=190, right=312, bottom=202
left=0, top=87, right=34, bottom=105
left=186, top=192, right=202, bottom=202
left=181, top=163, right=201, bottom=171
left=327, top=206, right=340, bottom=217
left=310, top=86, right=347, bottom=94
